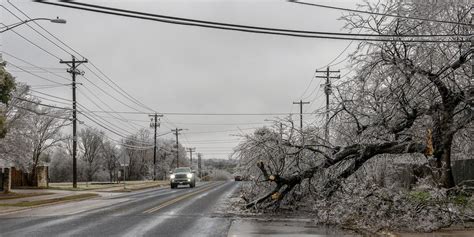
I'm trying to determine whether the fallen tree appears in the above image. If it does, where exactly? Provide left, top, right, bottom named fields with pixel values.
left=235, top=1, right=473, bottom=231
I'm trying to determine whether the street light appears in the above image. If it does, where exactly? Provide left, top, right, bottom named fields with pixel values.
left=0, top=17, right=67, bottom=33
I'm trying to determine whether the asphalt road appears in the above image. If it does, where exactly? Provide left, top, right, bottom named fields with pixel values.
left=0, top=181, right=240, bottom=237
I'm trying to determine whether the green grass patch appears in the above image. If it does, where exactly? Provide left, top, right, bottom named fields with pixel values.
left=0, top=193, right=98, bottom=207
left=452, top=194, right=470, bottom=206
left=0, top=192, right=53, bottom=200
left=409, top=191, right=431, bottom=203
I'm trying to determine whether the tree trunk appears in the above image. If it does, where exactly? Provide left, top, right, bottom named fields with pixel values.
left=432, top=111, right=456, bottom=188
left=109, top=170, right=113, bottom=183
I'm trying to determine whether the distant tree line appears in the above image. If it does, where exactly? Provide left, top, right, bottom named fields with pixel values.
left=0, top=63, right=189, bottom=183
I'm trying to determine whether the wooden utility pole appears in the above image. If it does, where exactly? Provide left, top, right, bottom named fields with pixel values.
left=149, top=113, right=163, bottom=180
left=197, top=153, right=202, bottom=179
left=316, top=67, right=340, bottom=143
left=186, top=147, right=196, bottom=169
left=171, top=128, right=184, bottom=168
left=292, top=100, right=310, bottom=131
left=60, top=55, right=87, bottom=189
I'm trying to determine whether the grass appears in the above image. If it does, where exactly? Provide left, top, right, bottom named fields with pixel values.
left=409, top=191, right=431, bottom=203
left=49, top=180, right=168, bottom=191
left=0, top=192, right=53, bottom=200
left=0, top=193, right=98, bottom=207
left=452, top=194, right=470, bottom=206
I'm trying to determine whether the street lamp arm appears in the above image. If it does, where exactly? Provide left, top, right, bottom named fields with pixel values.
left=0, top=17, right=66, bottom=33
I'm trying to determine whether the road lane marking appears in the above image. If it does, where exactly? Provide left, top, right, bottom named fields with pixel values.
left=142, top=182, right=223, bottom=214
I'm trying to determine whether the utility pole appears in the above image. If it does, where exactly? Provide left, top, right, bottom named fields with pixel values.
left=197, top=153, right=202, bottom=179
left=316, top=67, right=340, bottom=143
left=149, top=113, right=163, bottom=181
left=186, top=147, right=196, bottom=169
left=171, top=128, right=184, bottom=168
left=292, top=100, right=310, bottom=131
left=60, top=55, right=87, bottom=189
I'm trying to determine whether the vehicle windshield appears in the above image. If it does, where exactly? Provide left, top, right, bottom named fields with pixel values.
left=174, top=168, right=191, bottom=173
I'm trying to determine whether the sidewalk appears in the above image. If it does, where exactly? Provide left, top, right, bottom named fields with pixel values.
left=0, top=180, right=169, bottom=215
left=49, top=180, right=168, bottom=192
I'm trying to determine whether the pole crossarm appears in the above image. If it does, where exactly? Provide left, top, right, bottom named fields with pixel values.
left=293, top=100, right=310, bottom=131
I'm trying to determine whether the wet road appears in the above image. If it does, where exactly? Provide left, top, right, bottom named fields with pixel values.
left=0, top=181, right=239, bottom=237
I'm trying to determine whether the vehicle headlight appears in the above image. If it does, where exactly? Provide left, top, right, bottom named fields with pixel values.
left=170, top=174, right=175, bottom=179
left=186, top=173, right=192, bottom=178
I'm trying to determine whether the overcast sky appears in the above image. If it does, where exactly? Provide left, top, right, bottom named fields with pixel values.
left=2, top=0, right=358, bottom=159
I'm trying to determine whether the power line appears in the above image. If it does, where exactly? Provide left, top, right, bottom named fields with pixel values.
left=299, top=41, right=354, bottom=100
left=81, top=123, right=153, bottom=150
left=33, top=1, right=468, bottom=42
left=78, top=111, right=153, bottom=146
left=184, top=127, right=258, bottom=134
left=81, top=75, right=149, bottom=113
left=289, top=0, right=472, bottom=26
left=60, top=1, right=471, bottom=38
left=85, top=111, right=303, bottom=116
left=0, top=24, right=61, bottom=60
left=78, top=84, right=144, bottom=130
left=29, top=84, right=69, bottom=89
left=5, top=62, right=68, bottom=85
left=185, top=139, right=242, bottom=143
left=3, top=51, right=154, bottom=134
left=7, top=0, right=85, bottom=58
left=30, top=88, right=151, bottom=137
left=1, top=51, right=70, bottom=81
left=77, top=88, right=141, bottom=134
left=2, top=4, right=160, bottom=120
left=2, top=4, right=74, bottom=57
left=82, top=65, right=156, bottom=114
left=8, top=102, right=71, bottom=120
left=13, top=97, right=71, bottom=111
left=86, top=63, right=157, bottom=113
left=29, top=93, right=71, bottom=106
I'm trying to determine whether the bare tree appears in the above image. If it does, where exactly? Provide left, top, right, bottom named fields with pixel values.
left=79, top=127, right=105, bottom=182
left=122, top=129, right=153, bottom=180
left=103, top=140, right=120, bottom=183
left=24, top=107, right=69, bottom=184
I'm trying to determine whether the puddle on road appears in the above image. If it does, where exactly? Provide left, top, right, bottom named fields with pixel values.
left=227, top=219, right=359, bottom=237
